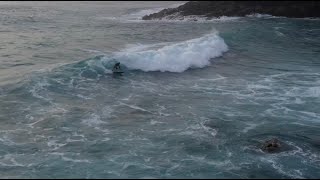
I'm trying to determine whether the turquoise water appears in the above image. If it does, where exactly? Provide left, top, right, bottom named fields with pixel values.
left=0, top=2, right=320, bottom=178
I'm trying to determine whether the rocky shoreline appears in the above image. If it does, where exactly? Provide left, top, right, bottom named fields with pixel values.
left=142, top=1, right=320, bottom=20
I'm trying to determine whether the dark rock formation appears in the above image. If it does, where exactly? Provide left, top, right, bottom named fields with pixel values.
left=142, top=1, right=320, bottom=20
left=261, top=138, right=282, bottom=153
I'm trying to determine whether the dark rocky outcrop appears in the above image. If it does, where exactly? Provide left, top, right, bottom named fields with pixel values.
left=142, top=1, right=320, bottom=20
left=261, top=138, right=284, bottom=153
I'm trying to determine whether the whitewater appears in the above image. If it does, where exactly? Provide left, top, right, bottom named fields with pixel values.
left=0, top=1, right=320, bottom=178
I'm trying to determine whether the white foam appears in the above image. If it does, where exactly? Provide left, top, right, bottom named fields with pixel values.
left=119, top=102, right=153, bottom=113
left=242, top=122, right=263, bottom=133
left=285, top=86, right=320, bottom=98
left=200, top=121, right=218, bottom=137
left=101, top=6, right=243, bottom=24
left=27, top=117, right=46, bottom=128
left=29, top=79, right=52, bottom=101
left=261, top=157, right=304, bottom=179
left=247, top=84, right=271, bottom=90
left=306, top=86, right=320, bottom=97
left=81, top=48, right=106, bottom=54
left=246, top=13, right=282, bottom=19
left=86, top=58, right=112, bottom=75
left=156, top=104, right=170, bottom=117
left=188, top=155, right=240, bottom=171
left=0, top=155, right=25, bottom=167
left=50, top=152, right=91, bottom=163
left=294, top=98, right=304, bottom=104
left=198, top=76, right=226, bottom=82
left=215, top=16, right=241, bottom=21
left=75, top=94, right=92, bottom=100
left=160, top=14, right=241, bottom=22
left=82, top=113, right=107, bottom=127
left=61, top=156, right=91, bottom=163
left=66, top=137, right=85, bottom=142
left=104, top=3, right=185, bottom=22
left=47, top=140, right=66, bottom=150
left=0, top=134, right=25, bottom=146
left=102, top=137, right=111, bottom=141
left=275, top=30, right=285, bottom=37
left=110, top=32, right=228, bottom=72
left=102, top=106, right=114, bottom=118
left=150, top=120, right=164, bottom=125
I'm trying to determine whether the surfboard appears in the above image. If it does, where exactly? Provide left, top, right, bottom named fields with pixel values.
left=112, top=70, right=124, bottom=74
left=112, top=62, right=123, bottom=74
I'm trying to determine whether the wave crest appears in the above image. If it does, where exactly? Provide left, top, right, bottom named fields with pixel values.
left=107, top=32, right=228, bottom=72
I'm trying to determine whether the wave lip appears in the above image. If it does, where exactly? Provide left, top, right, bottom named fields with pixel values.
left=111, top=32, right=228, bottom=73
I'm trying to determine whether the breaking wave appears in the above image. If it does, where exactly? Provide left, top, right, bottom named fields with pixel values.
left=70, top=31, right=228, bottom=77
left=105, top=31, right=228, bottom=72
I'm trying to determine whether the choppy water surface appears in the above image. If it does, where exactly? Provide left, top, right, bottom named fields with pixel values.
left=0, top=1, right=320, bottom=178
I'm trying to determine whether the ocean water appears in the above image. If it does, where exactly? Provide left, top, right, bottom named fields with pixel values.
left=0, top=1, right=320, bottom=178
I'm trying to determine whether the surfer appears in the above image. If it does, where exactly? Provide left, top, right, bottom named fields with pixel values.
left=112, top=62, right=121, bottom=71
left=112, top=62, right=124, bottom=76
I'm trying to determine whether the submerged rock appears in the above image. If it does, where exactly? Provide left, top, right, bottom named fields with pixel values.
left=261, top=138, right=282, bottom=153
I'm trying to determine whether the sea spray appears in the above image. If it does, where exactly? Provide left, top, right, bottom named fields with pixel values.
left=104, top=32, right=228, bottom=72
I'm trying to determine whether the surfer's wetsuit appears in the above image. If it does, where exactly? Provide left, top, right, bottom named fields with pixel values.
left=113, top=63, right=121, bottom=71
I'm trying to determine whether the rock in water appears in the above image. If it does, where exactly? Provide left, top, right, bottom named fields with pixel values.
left=142, top=1, right=320, bottom=20
left=261, top=138, right=282, bottom=153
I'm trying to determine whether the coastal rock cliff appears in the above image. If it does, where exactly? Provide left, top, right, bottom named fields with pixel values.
left=142, top=1, right=320, bottom=20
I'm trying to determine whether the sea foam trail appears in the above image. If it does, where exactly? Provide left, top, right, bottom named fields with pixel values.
left=109, top=32, right=228, bottom=73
